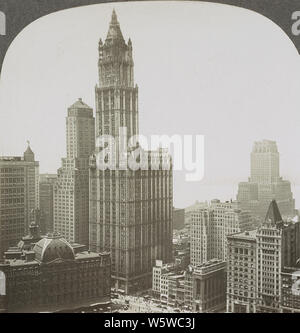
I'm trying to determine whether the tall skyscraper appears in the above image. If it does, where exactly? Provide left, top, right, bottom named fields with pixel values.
left=0, top=144, right=39, bottom=256
left=54, top=99, right=95, bottom=246
left=89, top=11, right=173, bottom=293
left=227, top=200, right=300, bottom=313
left=39, top=174, right=57, bottom=234
left=190, top=199, right=254, bottom=266
left=250, top=140, right=279, bottom=184
left=237, top=140, right=295, bottom=220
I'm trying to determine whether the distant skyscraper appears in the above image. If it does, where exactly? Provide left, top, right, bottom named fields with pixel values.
left=250, top=140, right=279, bottom=184
left=184, top=201, right=208, bottom=231
left=227, top=200, right=300, bottom=313
left=190, top=199, right=253, bottom=266
left=0, top=144, right=39, bottom=256
left=89, top=11, right=173, bottom=293
left=237, top=140, right=295, bottom=220
left=39, top=174, right=57, bottom=234
left=54, top=99, right=95, bottom=245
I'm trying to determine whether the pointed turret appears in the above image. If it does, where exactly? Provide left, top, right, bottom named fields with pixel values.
left=69, top=98, right=92, bottom=110
left=264, top=200, right=283, bottom=228
left=24, top=141, right=34, bottom=162
left=105, top=9, right=125, bottom=44
left=111, top=8, right=118, bottom=24
left=98, top=38, right=103, bottom=50
left=98, top=10, right=134, bottom=88
left=29, top=221, right=40, bottom=239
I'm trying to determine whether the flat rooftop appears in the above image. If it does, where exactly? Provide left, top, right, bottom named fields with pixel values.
left=228, top=229, right=257, bottom=240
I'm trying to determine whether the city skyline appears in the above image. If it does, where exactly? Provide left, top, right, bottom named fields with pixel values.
left=1, top=3, right=300, bottom=314
left=0, top=2, right=300, bottom=208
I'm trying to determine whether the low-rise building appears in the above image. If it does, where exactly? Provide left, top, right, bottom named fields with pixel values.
left=152, top=260, right=180, bottom=299
left=152, top=259, right=226, bottom=312
left=0, top=227, right=111, bottom=312
left=191, top=259, right=226, bottom=313
left=167, top=273, right=185, bottom=308
left=173, top=229, right=190, bottom=269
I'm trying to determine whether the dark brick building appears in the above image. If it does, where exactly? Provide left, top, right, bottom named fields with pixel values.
left=0, top=225, right=110, bottom=313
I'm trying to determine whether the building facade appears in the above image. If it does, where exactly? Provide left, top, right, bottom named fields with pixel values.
left=89, top=11, right=173, bottom=294
left=237, top=140, right=295, bottom=220
left=173, top=229, right=190, bottom=269
left=184, top=201, right=208, bottom=231
left=281, top=266, right=300, bottom=313
left=152, top=259, right=226, bottom=312
left=191, top=259, right=226, bottom=313
left=0, top=145, right=39, bottom=256
left=54, top=99, right=95, bottom=246
left=226, top=200, right=300, bottom=313
left=190, top=199, right=254, bottom=266
left=0, top=230, right=110, bottom=313
left=227, top=229, right=257, bottom=313
left=152, top=260, right=180, bottom=300
left=39, top=174, right=57, bottom=234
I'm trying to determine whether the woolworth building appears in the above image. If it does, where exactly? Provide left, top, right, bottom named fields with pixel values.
left=89, top=10, right=173, bottom=293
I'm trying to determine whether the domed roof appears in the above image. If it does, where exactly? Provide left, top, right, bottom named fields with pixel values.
left=33, top=234, right=75, bottom=263
left=69, top=98, right=92, bottom=110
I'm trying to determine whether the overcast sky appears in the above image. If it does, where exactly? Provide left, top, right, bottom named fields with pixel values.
left=0, top=1, right=300, bottom=208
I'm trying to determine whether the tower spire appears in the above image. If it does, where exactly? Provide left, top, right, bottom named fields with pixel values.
left=264, top=200, right=283, bottom=228
left=99, top=11, right=134, bottom=88
left=111, top=8, right=118, bottom=24
left=106, top=9, right=124, bottom=43
left=24, top=140, right=34, bottom=161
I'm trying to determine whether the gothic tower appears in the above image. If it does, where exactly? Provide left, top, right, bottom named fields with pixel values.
left=95, top=9, right=138, bottom=143
left=89, top=11, right=173, bottom=294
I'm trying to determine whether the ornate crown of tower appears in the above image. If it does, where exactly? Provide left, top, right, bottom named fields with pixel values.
left=98, top=9, right=134, bottom=88
left=95, top=10, right=139, bottom=141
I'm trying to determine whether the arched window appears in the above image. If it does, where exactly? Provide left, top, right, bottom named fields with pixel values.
left=0, top=271, right=5, bottom=296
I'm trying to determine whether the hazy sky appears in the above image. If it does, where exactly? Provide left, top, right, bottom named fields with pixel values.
left=0, top=1, right=300, bottom=208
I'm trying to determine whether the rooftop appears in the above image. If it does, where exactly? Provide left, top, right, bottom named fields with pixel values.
left=69, top=98, right=92, bottom=110
left=227, top=229, right=257, bottom=240
left=105, top=9, right=125, bottom=43
left=33, top=235, right=75, bottom=263
left=264, top=200, right=283, bottom=227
